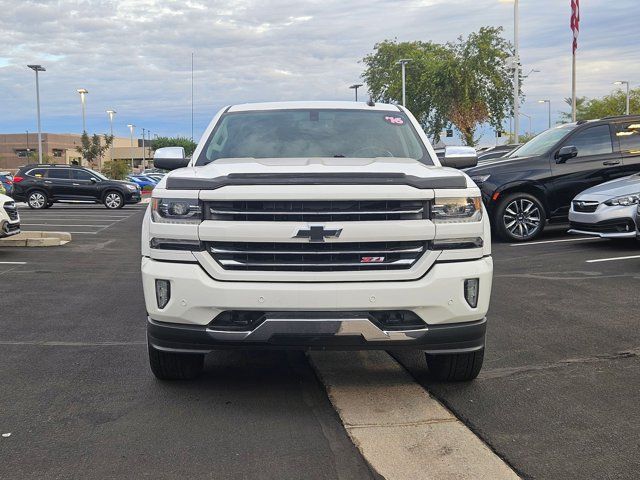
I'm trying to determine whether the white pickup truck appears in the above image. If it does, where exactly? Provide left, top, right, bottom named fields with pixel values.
left=141, top=101, right=492, bottom=382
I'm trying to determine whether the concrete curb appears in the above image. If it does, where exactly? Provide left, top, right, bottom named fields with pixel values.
left=308, top=351, right=519, bottom=480
left=0, top=231, right=72, bottom=247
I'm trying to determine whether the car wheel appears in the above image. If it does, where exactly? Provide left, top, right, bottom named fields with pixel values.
left=27, top=190, right=48, bottom=209
left=104, top=191, right=124, bottom=209
left=495, top=193, right=546, bottom=242
left=148, top=342, right=204, bottom=380
left=425, top=348, right=484, bottom=382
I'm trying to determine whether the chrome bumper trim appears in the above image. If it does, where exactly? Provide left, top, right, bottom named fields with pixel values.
left=206, top=318, right=429, bottom=342
left=567, top=229, right=637, bottom=239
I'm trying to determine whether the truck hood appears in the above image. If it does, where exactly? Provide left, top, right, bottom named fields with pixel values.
left=161, top=157, right=470, bottom=190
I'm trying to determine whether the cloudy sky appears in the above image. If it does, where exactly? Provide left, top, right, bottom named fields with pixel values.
left=1, top=0, right=638, bottom=145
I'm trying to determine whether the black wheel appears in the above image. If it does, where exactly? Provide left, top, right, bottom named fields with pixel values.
left=148, top=342, right=204, bottom=380
left=27, top=190, right=48, bottom=209
left=495, top=192, right=546, bottom=242
left=104, top=191, right=124, bottom=209
left=426, top=348, right=484, bottom=382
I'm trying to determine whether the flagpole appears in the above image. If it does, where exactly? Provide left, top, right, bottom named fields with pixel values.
left=571, top=50, right=577, bottom=122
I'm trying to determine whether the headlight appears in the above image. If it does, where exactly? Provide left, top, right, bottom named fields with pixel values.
left=152, top=198, right=202, bottom=224
left=126, top=184, right=137, bottom=191
left=470, top=175, right=490, bottom=186
left=432, top=197, right=482, bottom=223
left=604, top=194, right=640, bottom=206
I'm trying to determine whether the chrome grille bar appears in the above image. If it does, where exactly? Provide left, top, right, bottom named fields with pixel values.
left=207, top=241, right=429, bottom=272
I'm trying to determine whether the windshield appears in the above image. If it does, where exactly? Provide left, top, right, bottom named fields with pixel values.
left=86, top=168, right=109, bottom=181
left=195, top=109, right=430, bottom=165
left=509, top=125, right=576, bottom=158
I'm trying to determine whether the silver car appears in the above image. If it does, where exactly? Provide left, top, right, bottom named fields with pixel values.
left=568, top=174, right=640, bottom=239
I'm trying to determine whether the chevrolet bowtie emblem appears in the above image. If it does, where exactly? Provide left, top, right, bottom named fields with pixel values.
left=293, top=225, right=343, bottom=243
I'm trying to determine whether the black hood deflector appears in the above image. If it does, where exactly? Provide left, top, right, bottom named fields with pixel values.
left=166, top=172, right=467, bottom=190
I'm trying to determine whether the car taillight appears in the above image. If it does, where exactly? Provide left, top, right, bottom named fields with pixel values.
left=12, top=176, right=24, bottom=183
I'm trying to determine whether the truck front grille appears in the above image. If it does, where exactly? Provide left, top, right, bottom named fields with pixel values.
left=206, top=200, right=428, bottom=222
left=4, top=202, right=18, bottom=221
left=207, top=241, right=429, bottom=271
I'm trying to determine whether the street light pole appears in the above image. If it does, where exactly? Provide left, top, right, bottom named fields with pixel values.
left=538, top=100, right=551, bottom=129
left=27, top=65, right=45, bottom=164
left=77, top=89, right=88, bottom=133
left=519, top=112, right=532, bottom=137
left=513, top=0, right=520, bottom=143
left=142, top=127, right=146, bottom=170
left=106, top=110, right=116, bottom=161
left=614, top=81, right=630, bottom=115
left=397, top=59, right=411, bottom=106
left=127, top=124, right=135, bottom=171
left=349, top=84, right=363, bottom=102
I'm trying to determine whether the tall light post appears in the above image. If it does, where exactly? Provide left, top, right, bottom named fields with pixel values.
left=142, top=127, right=146, bottom=169
left=396, top=59, right=411, bottom=106
left=106, top=109, right=116, bottom=161
left=349, top=83, right=363, bottom=102
left=513, top=0, right=520, bottom=143
left=519, top=112, right=532, bottom=137
left=614, top=81, right=630, bottom=115
left=127, top=124, right=135, bottom=171
left=27, top=65, right=45, bottom=164
left=77, top=88, right=88, bottom=133
left=538, top=100, right=551, bottom=129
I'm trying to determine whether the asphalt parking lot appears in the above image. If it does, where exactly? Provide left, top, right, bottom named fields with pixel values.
left=1, top=206, right=639, bottom=479
left=395, top=225, right=640, bottom=479
left=0, top=205, right=376, bottom=480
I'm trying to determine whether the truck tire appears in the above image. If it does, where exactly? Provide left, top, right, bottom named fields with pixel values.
left=425, top=348, right=484, bottom=382
left=494, top=192, right=546, bottom=242
left=148, top=342, right=204, bottom=380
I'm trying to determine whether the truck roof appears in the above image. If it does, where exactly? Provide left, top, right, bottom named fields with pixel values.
left=227, top=101, right=402, bottom=113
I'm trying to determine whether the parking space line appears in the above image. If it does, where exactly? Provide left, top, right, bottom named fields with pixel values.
left=21, top=224, right=113, bottom=227
left=510, top=237, right=605, bottom=247
left=586, top=254, right=640, bottom=263
left=0, top=261, right=27, bottom=264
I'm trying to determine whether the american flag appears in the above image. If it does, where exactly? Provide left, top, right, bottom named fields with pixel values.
left=571, top=0, right=580, bottom=54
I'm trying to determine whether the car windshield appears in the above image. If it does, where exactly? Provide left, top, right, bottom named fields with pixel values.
left=508, top=125, right=576, bottom=158
left=85, top=168, right=109, bottom=181
left=195, top=109, right=430, bottom=165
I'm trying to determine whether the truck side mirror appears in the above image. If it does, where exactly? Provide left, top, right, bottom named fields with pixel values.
left=440, top=146, right=478, bottom=169
left=556, top=145, right=578, bottom=163
left=154, top=147, right=189, bottom=170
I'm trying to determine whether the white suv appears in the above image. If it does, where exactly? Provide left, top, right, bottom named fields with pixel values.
left=0, top=194, right=20, bottom=238
left=141, top=101, right=493, bottom=381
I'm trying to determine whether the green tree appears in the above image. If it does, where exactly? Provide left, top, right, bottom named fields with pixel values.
left=101, top=159, right=131, bottom=180
left=362, top=27, right=519, bottom=146
left=559, top=89, right=640, bottom=123
left=75, top=133, right=114, bottom=166
left=151, top=136, right=197, bottom=156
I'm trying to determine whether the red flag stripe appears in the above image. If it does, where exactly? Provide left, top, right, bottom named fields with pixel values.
left=571, top=0, right=580, bottom=53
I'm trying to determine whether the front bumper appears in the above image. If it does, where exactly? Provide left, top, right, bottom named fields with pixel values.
left=125, top=191, right=142, bottom=204
left=0, top=220, right=20, bottom=238
left=142, top=255, right=492, bottom=352
left=147, top=316, right=487, bottom=353
left=568, top=203, right=638, bottom=238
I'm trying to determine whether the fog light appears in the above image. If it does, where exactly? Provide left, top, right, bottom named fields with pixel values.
left=464, top=278, right=479, bottom=308
left=155, top=280, right=171, bottom=309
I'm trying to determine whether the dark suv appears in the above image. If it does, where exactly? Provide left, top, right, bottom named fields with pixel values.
left=12, top=164, right=141, bottom=209
left=465, top=115, right=640, bottom=241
